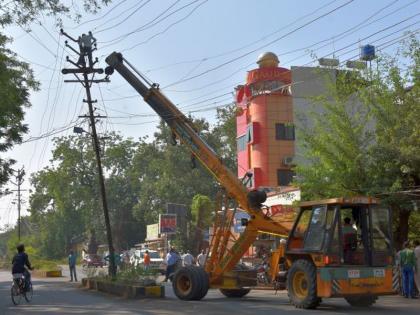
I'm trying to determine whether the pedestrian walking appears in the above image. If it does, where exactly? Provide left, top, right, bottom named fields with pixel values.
left=182, top=251, right=194, bottom=266
left=143, top=250, right=151, bottom=271
left=197, top=249, right=206, bottom=267
left=414, top=240, right=420, bottom=296
left=68, top=250, right=78, bottom=282
left=400, top=241, right=417, bottom=298
left=164, top=247, right=179, bottom=282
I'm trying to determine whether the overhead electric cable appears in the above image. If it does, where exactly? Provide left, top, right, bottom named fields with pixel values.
left=99, top=0, right=183, bottom=45
left=118, top=0, right=209, bottom=52
left=162, top=0, right=356, bottom=89
left=95, top=0, right=152, bottom=34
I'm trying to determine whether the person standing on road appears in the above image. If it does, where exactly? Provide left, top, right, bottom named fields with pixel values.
left=164, top=247, right=178, bottom=282
left=68, top=250, right=78, bottom=282
left=197, top=249, right=206, bottom=267
left=143, top=250, right=151, bottom=271
left=182, top=251, right=194, bottom=266
left=414, top=240, right=420, bottom=296
left=400, top=241, right=417, bottom=298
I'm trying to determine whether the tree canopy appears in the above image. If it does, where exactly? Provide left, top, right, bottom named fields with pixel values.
left=10, top=106, right=236, bottom=259
left=0, top=0, right=112, bottom=190
left=0, top=34, right=38, bottom=189
left=295, top=37, right=419, bottom=247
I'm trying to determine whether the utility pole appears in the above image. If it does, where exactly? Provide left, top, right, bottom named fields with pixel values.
left=10, top=167, right=26, bottom=241
left=60, top=29, right=117, bottom=277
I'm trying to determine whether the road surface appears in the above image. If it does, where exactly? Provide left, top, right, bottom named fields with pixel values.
left=0, top=269, right=419, bottom=315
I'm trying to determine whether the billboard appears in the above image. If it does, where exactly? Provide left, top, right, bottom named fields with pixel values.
left=159, top=214, right=177, bottom=234
left=146, top=223, right=159, bottom=240
left=166, top=203, right=188, bottom=231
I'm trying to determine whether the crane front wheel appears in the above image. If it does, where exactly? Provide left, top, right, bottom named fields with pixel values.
left=287, top=259, right=320, bottom=309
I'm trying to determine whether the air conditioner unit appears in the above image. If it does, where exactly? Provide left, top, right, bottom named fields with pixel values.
left=283, top=156, right=294, bottom=166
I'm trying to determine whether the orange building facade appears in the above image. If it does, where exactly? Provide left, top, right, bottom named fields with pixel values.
left=236, top=52, right=295, bottom=189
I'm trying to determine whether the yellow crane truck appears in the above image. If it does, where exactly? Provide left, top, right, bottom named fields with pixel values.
left=105, top=52, right=397, bottom=308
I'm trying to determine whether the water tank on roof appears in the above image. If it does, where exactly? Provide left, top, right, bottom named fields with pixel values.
left=360, top=45, right=375, bottom=61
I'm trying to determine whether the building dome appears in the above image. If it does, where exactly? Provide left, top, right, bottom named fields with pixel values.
left=257, top=52, right=279, bottom=68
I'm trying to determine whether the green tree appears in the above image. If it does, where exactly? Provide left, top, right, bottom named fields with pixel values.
left=0, top=0, right=111, bottom=190
left=29, top=133, right=142, bottom=258
left=295, top=37, right=419, bottom=248
left=0, top=1, right=111, bottom=26
left=191, top=194, right=213, bottom=255
left=213, top=103, right=238, bottom=170
left=0, top=34, right=38, bottom=189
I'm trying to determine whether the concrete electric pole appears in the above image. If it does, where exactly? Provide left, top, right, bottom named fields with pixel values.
left=60, top=29, right=117, bottom=277
left=10, top=167, right=26, bottom=241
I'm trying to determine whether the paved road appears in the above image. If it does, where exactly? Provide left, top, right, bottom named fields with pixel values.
left=0, top=269, right=419, bottom=315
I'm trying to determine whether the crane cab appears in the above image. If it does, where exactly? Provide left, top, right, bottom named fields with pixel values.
left=283, top=197, right=396, bottom=308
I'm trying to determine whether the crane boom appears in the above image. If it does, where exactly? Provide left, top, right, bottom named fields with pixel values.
left=105, top=52, right=291, bottom=283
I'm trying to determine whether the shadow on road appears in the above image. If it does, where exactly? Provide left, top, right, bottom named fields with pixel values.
left=0, top=276, right=419, bottom=315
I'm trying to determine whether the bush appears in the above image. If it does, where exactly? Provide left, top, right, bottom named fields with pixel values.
left=31, top=259, right=60, bottom=271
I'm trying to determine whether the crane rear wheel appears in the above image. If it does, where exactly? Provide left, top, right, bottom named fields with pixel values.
left=172, top=266, right=208, bottom=300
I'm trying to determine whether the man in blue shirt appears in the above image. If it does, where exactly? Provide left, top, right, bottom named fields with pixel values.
left=164, top=247, right=180, bottom=282
left=68, top=250, right=77, bottom=282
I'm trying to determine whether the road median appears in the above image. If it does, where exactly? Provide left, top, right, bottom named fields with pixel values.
left=81, top=277, right=165, bottom=298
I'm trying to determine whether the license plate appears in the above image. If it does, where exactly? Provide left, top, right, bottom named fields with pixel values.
left=348, top=270, right=360, bottom=278
left=373, top=269, right=385, bottom=278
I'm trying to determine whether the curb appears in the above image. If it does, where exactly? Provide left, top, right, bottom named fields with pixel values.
left=33, top=270, right=62, bottom=277
left=81, top=278, right=165, bottom=298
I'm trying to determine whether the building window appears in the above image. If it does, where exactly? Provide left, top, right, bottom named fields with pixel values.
left=246, top=124, right=253, bottom=143
left=277, top=169, right=295, bottom=186
left=275, top=123, right=295, bottom=140
left=237, top=135, right=247, bottom=152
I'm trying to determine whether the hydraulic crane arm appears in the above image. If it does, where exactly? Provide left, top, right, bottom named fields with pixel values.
left=105, top=52, right=291, bottom=282
left=106, top=53, right=258, bottom=212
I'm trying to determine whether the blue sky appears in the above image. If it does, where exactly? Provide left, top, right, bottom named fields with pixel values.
left=1, top=0, right=418, bottom=228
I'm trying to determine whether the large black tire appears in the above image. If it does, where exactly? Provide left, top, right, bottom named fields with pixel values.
left=172, top=266, right=207, bottom=301
left=194, top=267, right=209, bottom=300
left=287, top=259, right=320, bottom=309
left=220, top=288, right=251, bottom=298
left=345, top=295, right=377, bottom=307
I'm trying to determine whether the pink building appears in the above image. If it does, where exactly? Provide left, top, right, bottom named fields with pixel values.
left=236, top=52, right=295, bottom=189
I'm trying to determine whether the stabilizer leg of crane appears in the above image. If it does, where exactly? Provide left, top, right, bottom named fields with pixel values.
left=345, top=295, right=377, bottom=307
left=172, top=266, right=209, bottom=301
left=219, top=288, right=251, bottom=298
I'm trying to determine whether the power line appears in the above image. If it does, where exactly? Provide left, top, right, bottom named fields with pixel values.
left=99, top=0, right=183, bottom=45
left=108, top=24, right=417, bottom=122
left=91, top=0, right=148, bottom=31
left=160, top=11, right=419, bottom=97
left=119, top=0, right=209, bottom=52
left=109, top=0, right=341, bottom=68
left=95, top=0, right=152, bottom=34
left=162, top=0, right=356, bottom=89
left=68, top=0, right=130, bottom=29
left=22, top=120, right=80, bottom=143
